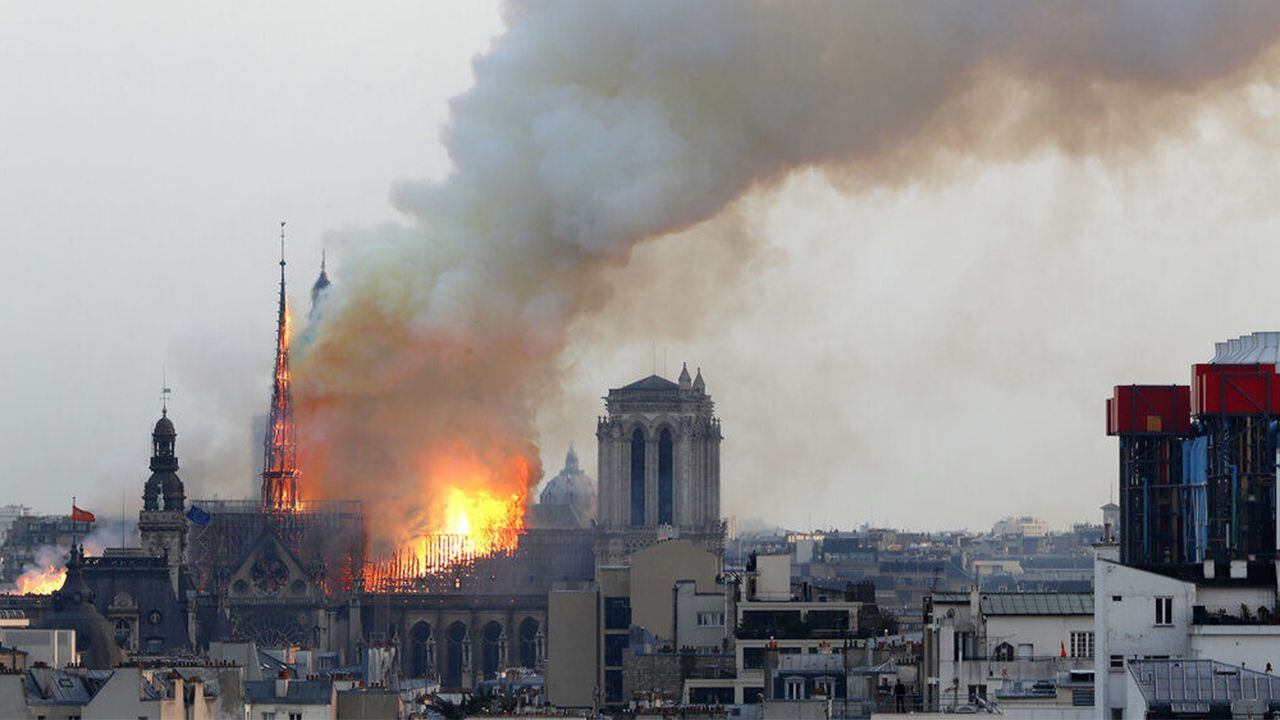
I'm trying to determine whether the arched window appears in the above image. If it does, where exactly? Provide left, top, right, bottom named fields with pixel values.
left=993, top=642, right=1014, bottom=661
left=658, top=428, right=674, bottom=525
left=481, top=621, right=504, bottom=679
left=410, top=622, right=432, bottom=678
left=518, top=618, right=539, bottom=668
left=444, top=622, right=467, bottom=688
left=630, top=428, right=646, bottom=526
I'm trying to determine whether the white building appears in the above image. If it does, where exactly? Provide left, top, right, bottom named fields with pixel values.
left=922, top=589, right=1094, bottom=716
left=992, top=516, right=1052, bottom=538
left=1093, top=543, right=1280, bottom=717
left=244, top=673, right=337, bottom=719
left=685, top=553, right=868, bottom=705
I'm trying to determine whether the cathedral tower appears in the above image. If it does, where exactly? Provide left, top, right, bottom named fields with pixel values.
left=262, top=222, right=301, bottom=512
left=595, top=364, right=723, bottom=563
left=140, top=408, right=188, bottom=593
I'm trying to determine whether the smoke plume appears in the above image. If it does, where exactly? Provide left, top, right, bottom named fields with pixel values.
left=294, top=1, right=1280, bottom=549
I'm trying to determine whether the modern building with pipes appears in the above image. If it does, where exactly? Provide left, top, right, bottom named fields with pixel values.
left=1098, top=332, right=1280, bottom=717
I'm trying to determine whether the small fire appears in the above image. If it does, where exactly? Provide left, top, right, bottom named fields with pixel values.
left=14, top=565, right=66, bottom=595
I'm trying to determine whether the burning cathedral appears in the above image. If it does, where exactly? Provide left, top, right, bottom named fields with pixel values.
left=2, top=236, right=724, bottom=691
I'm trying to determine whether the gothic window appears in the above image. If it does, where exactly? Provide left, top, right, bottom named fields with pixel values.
left=630, top=428, right=646, bottom=526
left=658, top=428, right=674, bottom=525
left=518, top=618, right=539, bottom=668
left=481, top=621, right=503, bottom=679
left=444, top=622, right=467, bottom=689
left=410, top=622, right=432, bottom=678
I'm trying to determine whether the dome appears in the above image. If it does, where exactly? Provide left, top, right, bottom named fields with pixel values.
left=143, top=473, right=164, bottom=511
left=153, top=414, right=176, bottom=437
left=37, top=547, right=122, bottom=669
left=538, top=446, right=596, bottom=514
left=161, top=473, right=184, bottom=510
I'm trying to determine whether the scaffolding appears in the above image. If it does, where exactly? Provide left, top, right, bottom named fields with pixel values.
left=186, top=498, right=365, bottom=595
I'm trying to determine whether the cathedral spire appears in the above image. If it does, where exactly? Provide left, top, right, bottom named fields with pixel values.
left=262, top=221, right=300, bottom=512
left=309, top=247, right=331, bottom=320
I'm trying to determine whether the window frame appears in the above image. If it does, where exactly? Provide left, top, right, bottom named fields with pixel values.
left=1155, top=596, right=1174, bottom=626
left=1069, top=630, right=1094, bottom=659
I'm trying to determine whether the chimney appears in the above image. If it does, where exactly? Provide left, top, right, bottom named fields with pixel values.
left=275, top=669, right=291, bottom=698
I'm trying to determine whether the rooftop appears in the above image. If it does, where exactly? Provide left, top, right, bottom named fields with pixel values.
left=1129, top=659, right=1280, bottom=714
left=928, top=591, right=1093, bottom=616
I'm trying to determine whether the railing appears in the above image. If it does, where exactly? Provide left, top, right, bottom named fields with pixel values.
left=1192, top=604, right=1280, bottom=625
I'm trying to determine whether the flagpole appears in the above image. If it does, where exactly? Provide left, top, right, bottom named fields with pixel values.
left=71, top=496, right=78, bottom=553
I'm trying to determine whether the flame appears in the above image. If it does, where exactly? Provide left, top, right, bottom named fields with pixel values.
left=364, top=449, right=530, bottom=588
left=14, top=565, right=66, bottom=595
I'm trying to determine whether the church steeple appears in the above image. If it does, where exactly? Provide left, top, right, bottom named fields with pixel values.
left=139, top=405, right=187, bottom=594
left=309, top=248, right=330, bottom=320
left=262, top=222, right=301, bottom=512
left=144, top=409, right=181, bottom=511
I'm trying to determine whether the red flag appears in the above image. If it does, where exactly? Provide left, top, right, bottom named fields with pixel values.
left=71, top=505, right=95, bottom=523
left=1060, top=640, right=1067, bottom=658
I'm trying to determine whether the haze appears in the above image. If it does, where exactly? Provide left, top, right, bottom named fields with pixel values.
left=3, top=1, right=1280, bottom=532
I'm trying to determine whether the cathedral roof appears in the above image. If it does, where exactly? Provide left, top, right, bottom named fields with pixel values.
left=620, top=374, right=680, bottom=392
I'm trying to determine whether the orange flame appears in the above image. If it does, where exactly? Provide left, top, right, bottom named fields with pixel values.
left=13, top=565, right=66, bottom=595
left=364, top=450, right=529, bottom=587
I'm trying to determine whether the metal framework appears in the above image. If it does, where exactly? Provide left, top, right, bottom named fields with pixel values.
left=186, top=498, right=365, bottom=595
left=1118, top=434, right=1194, bottom=564
left=1202, top=415, right=1277, bottom=561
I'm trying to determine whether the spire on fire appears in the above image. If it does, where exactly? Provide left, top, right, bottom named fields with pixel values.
left=262, top=221, right=300, bottom=512
left=309, top=247, right=330, bottom=321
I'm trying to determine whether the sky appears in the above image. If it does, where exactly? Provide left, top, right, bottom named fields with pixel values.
left=4, top=2, right=1280, bottom=533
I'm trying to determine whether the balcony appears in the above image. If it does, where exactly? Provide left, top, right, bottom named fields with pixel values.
left=1192, top=605, right=1280, bottom=626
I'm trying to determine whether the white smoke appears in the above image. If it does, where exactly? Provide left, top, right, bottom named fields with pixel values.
left=295, top=1, right=1280, bottom=545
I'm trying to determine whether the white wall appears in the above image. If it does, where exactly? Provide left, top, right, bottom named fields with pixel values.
left=755, top=555, right=791, bottom=601
left=674, top=581, right=727, bottom=651
left=1094, top=558, right=1196, bottom=714
left=1190, top=626, right=1280, bottom=670
left=985, top=614, right=1093, bottom=659
left=0, top=628, right=76, bottom=667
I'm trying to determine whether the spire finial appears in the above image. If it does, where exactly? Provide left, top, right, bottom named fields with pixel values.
left=320, top=247, right=326, bottom=272
left=161, top=367, right=171, bottom=417
left=280, top=220, right=287, bottom=267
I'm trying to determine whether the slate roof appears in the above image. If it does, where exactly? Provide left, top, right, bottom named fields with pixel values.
left=245, top=679, right=334, bottom=705
left=619, top=374, right=680, bottom=392
left=24, top=669, right=113, bottom=705
left=980, top=592, right=1093, bottom=616
left=1129, top=659, right=1280, bottom=714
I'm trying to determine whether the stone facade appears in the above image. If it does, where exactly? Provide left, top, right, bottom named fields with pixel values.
left=596, top=367, right=724, bottom=564
left=623, top=651, right=735, bottom=704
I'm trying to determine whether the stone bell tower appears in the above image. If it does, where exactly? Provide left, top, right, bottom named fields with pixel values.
left=595, top=364, right=723, bottom=564
left=140, top=409, right=188, bottom=594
